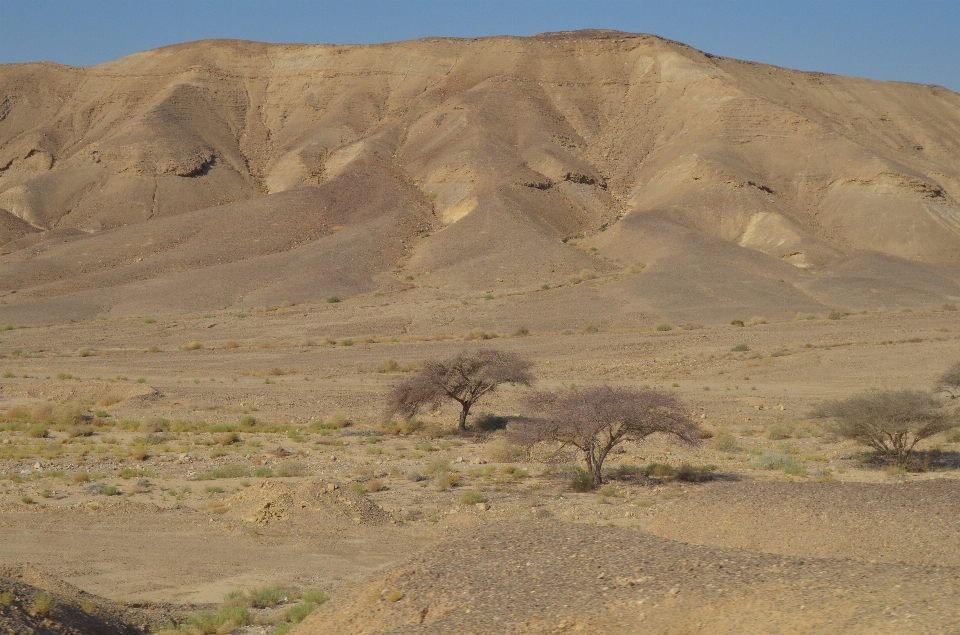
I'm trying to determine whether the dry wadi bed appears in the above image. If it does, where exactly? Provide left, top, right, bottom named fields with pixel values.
left=1, top=307, right=959, bottom=634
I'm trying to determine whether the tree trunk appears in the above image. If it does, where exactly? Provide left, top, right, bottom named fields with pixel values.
left=458, top=402, right=471, bottom=432
left=586, top=449, right=603, bottom=488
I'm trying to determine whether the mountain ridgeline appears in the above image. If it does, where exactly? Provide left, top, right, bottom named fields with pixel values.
left=1, top=30, right=959, bottom=323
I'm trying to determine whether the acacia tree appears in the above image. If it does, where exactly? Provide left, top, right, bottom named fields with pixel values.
left=935, top=361, right=960, bottom=399
left=513, top=385, right=699, bottom=488
left=387, top=348, right=534, bottom=432
left=813, top=389, right=956, bottom=466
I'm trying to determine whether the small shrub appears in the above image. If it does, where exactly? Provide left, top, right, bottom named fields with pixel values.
left=485, top=437, right=524, bottom=462
left=513, top=326, right=530, bottom=337
left=207, top=464, right=251, bottom=479
left=827, top=310, right=844, bottom=320
left=340, top=338, right=354, bottom=347
left=254, top=467, right=274, bottom=478
left=731, top=320, right=745, bottom=327
left=569, top=467, right=593, bottom=492
left=0, top=591, right=13, bottom=605
left=219, top=432, right=240, bottom=446
left=627, top=262, right=645, bottom=274
left=645, top=462, right=675, bottom=478
left=327, top=296, right=340, bottom=303
left=72, top=472, right=92, bottom=483
left=182, top=341, right=204, bottom=351
left=766, top=421, right=795, bottom=440
left=28, top=424, right=49, bottom=438
left=473, top=412, right=508, bottom=431
left=748, top=316, right=767, bottom=326
left=324, top=412, right=350, bottom=429
left=350, top=482, right=367, bottom=496
left=275, top=460, right=307, bottom=477
left=675, top=463, right=715, bottom=482
left=580, top=269, right=597, bottom=281
left=732, top=344, right=750, bottom=352
left=288, top=602, right=316, bottom=624
left=377, top=359, right=400, bottom=373
left=711, top=431, right=740, bottom=452
left=755, top=453, right=801, bottom=473
left=31, top=591, right=53, bottom=617
left=436, top=471, right=460, bottom=490
left=656, top=324, right=672, bottom=331
left=301, top=589, right=329, bottom=604
left=21, top=496, right=34, bottom=505
left=459, top=490, right=486, bottom=505
left=366, top=478, right=385, bottom=492
left=250, top=587, right=292, bottom=609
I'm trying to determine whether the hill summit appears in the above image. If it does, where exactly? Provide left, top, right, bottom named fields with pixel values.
left=1, top=31, right=959, bottom=323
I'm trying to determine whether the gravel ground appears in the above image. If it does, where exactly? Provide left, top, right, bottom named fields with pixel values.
left=297, top=519, right=960, bottom=634
left=644, top=480, right=960, bottom=567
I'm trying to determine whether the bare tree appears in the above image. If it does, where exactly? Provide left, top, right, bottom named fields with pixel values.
left=513, top=385, right=699, bottom=488
left=386, top=348, right=534, bottom=432
left=812, top=389, right=956, bottom=466
left=935, top=361, right=960, bottom=399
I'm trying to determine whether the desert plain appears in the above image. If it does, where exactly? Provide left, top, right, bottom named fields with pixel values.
left=1, top=29, right=960, bottom=635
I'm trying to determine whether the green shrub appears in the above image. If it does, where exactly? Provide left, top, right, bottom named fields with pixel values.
left=569, top=467, right=593, bottom=492
left=31, top=591, right=52, bottom=617
left=301, top=589, right=329, bottom=605
left=731, top=320, right=745, bottom=327
left=755, top=453, right=802, bottom=473
left=459, top=490, right=487, bottom=505
left=251, top=587, right=291, bottom=608
left=711, top=431, right=740, bottom=452
left=731, top=344, right=750, bottom=352
left=327, top=296, right=340, bottom=303
left=656, top=324, right=672, bottom=331
left=674, top=463, right=715, bottom=482
left=645, top=462, right=674, bottom=478
left=287, top=601, right=316, bottom=624
left=765, top=421, right=795, bottom=440
left=472, top=412, right=508, bottom=431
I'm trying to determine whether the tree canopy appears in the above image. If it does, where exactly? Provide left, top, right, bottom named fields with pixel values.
left=387, top=348, right=534, bottom=432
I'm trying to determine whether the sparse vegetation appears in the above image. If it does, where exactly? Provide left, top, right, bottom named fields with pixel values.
left=935, top=361, right=960, bottom=399
left=812, top=390, right=956, bottom=466
left=515, top=385, right=698, bottom=488
left=387, top=348, right=533, bottom=432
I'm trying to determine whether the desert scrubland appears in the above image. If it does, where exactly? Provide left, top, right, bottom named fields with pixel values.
left=1, top=29, right=960, bottom=634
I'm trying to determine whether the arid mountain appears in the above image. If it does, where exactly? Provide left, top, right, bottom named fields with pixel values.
left=1, top=30, right=959, bottom=324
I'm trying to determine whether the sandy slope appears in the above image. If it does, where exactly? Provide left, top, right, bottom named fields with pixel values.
left=1, top=31, right=959, bottom=322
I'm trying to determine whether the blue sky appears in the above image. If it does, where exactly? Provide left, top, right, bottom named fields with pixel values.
left=1, top=0, right=958, bottom=92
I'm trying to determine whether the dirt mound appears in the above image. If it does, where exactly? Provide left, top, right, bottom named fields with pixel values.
left=644, top=480, right=960, bottom=567
left=293, top=520, right=960, bottom=634
left=0, top=565, right=183, bottom=635
left=224, top=480, right=395, bottom=527
left=1, top=32, right=959, bottom=323
left=0, top=381, right=159, bottom=405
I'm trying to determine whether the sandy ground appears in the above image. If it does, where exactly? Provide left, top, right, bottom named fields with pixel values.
left=0, top=308, right=959, bottom=633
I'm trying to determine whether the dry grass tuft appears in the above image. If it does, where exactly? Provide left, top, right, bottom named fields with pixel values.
left=182, top=341, right=204, bottom=351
